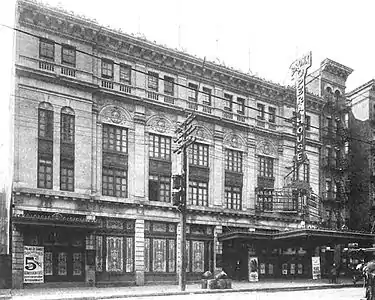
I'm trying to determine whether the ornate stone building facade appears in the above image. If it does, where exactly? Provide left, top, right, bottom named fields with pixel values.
left=13, top=0, right=374, bottom=289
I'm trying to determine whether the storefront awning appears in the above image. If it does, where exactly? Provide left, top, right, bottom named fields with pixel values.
left=218, top=228, right=375, bottom=244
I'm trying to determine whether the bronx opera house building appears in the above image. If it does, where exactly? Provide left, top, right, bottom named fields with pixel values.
left=10, top=0, right=375, bottom=288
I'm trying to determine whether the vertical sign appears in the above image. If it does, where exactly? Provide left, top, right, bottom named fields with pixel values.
left=24, top=246, right=44, bottom=283
left=311, top=256, right=321, bottom=279
left=248, top=256, right=259, bottom=282
left=290, top=52, right=312, bottom=168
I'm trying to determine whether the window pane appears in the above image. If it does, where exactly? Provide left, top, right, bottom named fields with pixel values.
left=192, top=241, right=205, bottom=273
left=144, top=238, right=150, bottom=272
left=168, top=240, right=176, bottom=272
left=125, top=237, right=134, bottom=272
left=62, top=46, right=75, bottom=66
left=153, top=239, right=167, bottom=272
left=106, top=236, right=123, bottom=272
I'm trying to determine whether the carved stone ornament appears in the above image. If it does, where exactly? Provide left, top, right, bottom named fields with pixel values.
left=195, top=128, right=205, bottom=139
left=230, top=135, right=239, bottom=148
left=257, top=140, right=276, bottom=156
left=152, top=118, right=167, bottom=133
left=263, top=142, right=271, bottom=155
left=99, top=105, right=131, bottom=127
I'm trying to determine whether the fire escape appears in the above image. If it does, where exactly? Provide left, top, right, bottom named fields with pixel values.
left=321, top=92, right=350, bottom=229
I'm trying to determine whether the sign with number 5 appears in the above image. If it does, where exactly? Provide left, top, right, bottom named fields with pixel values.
left=24, top=246, right=44, bottom=283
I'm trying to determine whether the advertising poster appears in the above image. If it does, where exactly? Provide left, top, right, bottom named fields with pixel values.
left=248, top=256, right=259, bottom=282
left=24, top=246, right=44, bottom=283
left=311, top=256, right=321, bottom=279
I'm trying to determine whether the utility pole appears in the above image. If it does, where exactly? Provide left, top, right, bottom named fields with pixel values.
left=173, top=113, right=196, bottom=291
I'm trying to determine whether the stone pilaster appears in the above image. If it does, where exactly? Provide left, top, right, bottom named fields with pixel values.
left=96, top=123, right=102, bottom=196
left=53, top=110, right=61, bottom=191
left=213, top=128, right=224, bottom=207
left=134, top=108, right=146, bottom=199
left=134, top=219, right=145, bottom=285
left=91, top=105, right=98, bottom=194
left=213, top=225, right=222, bottom=273
left=247, top=137, right=256, bottom=211
left=11, top=223, right=23, bottom=289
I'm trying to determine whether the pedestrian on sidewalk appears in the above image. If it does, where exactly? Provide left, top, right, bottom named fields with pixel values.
left=330, top=263, right=337, bottom=284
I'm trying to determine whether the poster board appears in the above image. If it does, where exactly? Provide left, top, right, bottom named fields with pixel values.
left=24, top=246, right=44, bottom=283
left=311, top=256, right=321, bottom=279
left=248, top=256, right=259, bottom=282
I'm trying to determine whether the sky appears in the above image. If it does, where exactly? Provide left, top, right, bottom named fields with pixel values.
left=1, top=0, right=375, bottom=186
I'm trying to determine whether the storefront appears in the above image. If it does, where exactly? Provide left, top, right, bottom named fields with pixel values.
left=219, top=228, right=375, bottom=281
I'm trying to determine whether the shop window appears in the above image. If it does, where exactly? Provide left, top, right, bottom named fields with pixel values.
left=268, top=263, right=273, bottom=275
left=144, top=237, right=176, bottom=273
left=191, top=241, right=205, bottom=273
left=72, top=253, right=83, bottom=276
left=106, top=236, right=123, bottom=272
left=96, top=236, right=103, bottom=272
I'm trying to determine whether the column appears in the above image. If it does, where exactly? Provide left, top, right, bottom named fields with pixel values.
left=212, top=127, right=224, bottom=207
left=53, top=109, right=61, bottom=190
left=134, top=219, right=145, bottom=285
left=11, top=223, right=24, bottom=289
left=91, top=105, right=98, bottom=194
left=95, top=123, right=102, bottom=196
left=247, top=137, right=256, bottom=211
left=133, top=107, right=146, bottom=200
left=213, top=225, right=223, bottom=274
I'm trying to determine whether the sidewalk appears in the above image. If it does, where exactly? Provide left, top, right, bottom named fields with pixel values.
left=1, top=278, right=363, bottom=300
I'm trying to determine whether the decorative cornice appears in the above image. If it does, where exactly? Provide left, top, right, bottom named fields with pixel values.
left=17, top=0, right=324, bottom=113
left=321, top=59, right=353, bottom=81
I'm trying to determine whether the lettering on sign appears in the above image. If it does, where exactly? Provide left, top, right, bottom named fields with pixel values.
left=24, top=246, right=44, bottom=283
left=290, top=52, right=312, bottom=167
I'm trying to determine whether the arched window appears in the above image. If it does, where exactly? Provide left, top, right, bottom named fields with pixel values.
left=60, top=107, right=75, bottom=191
left=60, top=107, right=75, bottom=143
left=326, top=86, right=332, bottom=94
left=37, top=102, right=54, bottom=189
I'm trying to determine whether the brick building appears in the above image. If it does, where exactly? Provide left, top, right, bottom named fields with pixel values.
left=11, top=0, right=374, bottom=289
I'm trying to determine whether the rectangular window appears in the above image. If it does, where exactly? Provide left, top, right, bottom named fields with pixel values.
left=61, top=45, right=76, bottom=66
left=39, top=39, right=54, bottom=61
left=269, top=107, right=276, bottom=123
left=225, top=149, right=243, bottom=173
left=106, top=236, right=123, bottom=272
left=188, top=83, right=198, bottom=101
left=191, top=241, right=205, bottom=273
left=101, top=59, right=113, bottom=79
left=257, top=103, right=265, bottom=120
left=102, top=167, right=127, bottom=197
left=60, top=160, right=74, bottom=191
left=120, top=64, right=131, bottom=84
left=258, top=156, right=274, bottom=178
left=61, top=113, right=74, bottom=143
left=225, top=186, right=242, bottom=210
left=164, top=76, right=174, bottom=95
left=148, top=72, right=159, bottom=91
left=306, top=115, right=311, bottom=130
left=38, top=157, right=53, bottom=189
left=38, top=109, right=54, bottom=139
left=202, top=87, right=212, bottom=105
left=95, top=236, right=103, bottom=272
left=125, top=237, right=134, bottom=272
left=102, top=125, right=128, bottom=153
left=237, top=97, right=245, bottom=115
left=189, top=180, right=208, bottom=206
left=149, top=175, right=171, bottom=202
left=189, top=143, right=209, bottom=167
left=302, top=163, right=309, bottom=182
left=168, top=239, right=176, bottom=273
left=257, top=189, right=273, bottom=211
left=149, top=134, right=171, bottom=160
left=144, top=238, right=150, bottom=272
left=224, top=93, right=233, bottom=111
left=153, top=239, right=167, bottom=272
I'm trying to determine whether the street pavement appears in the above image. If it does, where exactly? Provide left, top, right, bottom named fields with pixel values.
left=0, top=278, right=364, bottom=300
left=112, top=287, right=364, bottom=300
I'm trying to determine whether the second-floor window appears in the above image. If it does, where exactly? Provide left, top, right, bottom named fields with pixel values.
left=188, top=83, right=198, bottom=102
left=101, top=60, right=113, bottom=79
left=120, top=64, right=131, bottom=84
left=148, top=72, right=159, bottom=91
left=189, top=143, right=209, bottom=167
left=60, top=160, right=74, bottom=191
left=225, top=149, right=242, bottom=173
left=103, top=124, right=128, bottom=153
left=224, top=93, right=233, bottom=111
left=38, top=109, right=54, bottom=139
left=257, top=103, right=265, bottom=120
left=149, top=175, right=171, bottom=202
left=102, top=167, right=127, bottom=197
left=202, top=87, right=212, bottom=106
left=258, top=156, right=274, bottom=178
left=237, top=97, right=245, bottom=115
left=189, top=180, right=208, bottom=206
left=38, top=157, right=53, bottom=189
left=269, top=107, right=276, bottom=123
left=39, top=39, right=54, bottom=61
left=225, top=186, right=242, bottom=210
left=61, top=45, right=76, bottom=66
left=149, top=134, right=171, bottom=160
left=164, top=76, right=174, bottom=95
